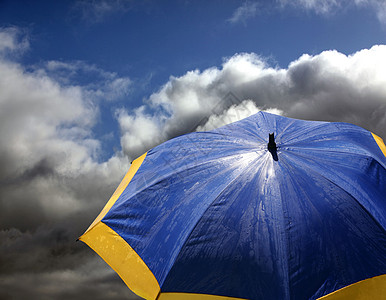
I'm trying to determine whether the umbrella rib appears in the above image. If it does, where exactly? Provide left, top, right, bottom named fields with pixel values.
left=160, top=155, right=264, bottom=286
left=285, top=151, right=386, bottom=234
left=82, top=112, right=386, bottom=300
left=198, top=130, right=266, bottom=149
left=275, top=119, right=296, bottom=141
left=286, top=147, right=384, bottom=161
left=284, top=143, right=386, bottom=170
left=120, top=149, right=264, bottom=205
left=279, top=123, right=331, bottom=145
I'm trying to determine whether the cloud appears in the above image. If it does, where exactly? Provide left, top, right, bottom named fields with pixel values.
left=0, top=27, right=133, bottom=298
left=0, top=27, right=132, bottom=228
left=354, top=0, right=386, bottom=24
left=117, top=106, right=165, bottom=161
left=228, top=1, right=260, bottom=25
left=118, top=46, right=386, bottom=161
left=278, top=0, right=340, bottom=14
left=228, top=1, right=386, bottom=25
left=197, top=100, right=283, bottom=132
left=279, top=0, right=386, bottom=24
left=0, top=26, right=29, bottom=57
left=2, top=24, right=386, bottom=300
left=44, top=60, right=132, bottom=101
left=0, top=237, right=139, bottom=300
left=72, top=0, right=134, bottom=24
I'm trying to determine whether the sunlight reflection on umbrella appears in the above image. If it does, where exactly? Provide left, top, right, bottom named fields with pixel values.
left=80, top=112, right=386, bottom=300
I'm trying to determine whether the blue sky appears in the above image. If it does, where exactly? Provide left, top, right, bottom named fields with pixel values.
left=3, top=1, right=385, bottom=82
left=2, top=0, right=385, bottom=161
left=1, top=1, right=386, bottom=299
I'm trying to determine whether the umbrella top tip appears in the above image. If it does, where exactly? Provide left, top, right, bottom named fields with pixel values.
left=267, top=133, right=278, bottom=161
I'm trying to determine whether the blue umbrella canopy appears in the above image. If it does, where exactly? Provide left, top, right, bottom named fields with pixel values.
left=80, top=112, right=386, bottom=300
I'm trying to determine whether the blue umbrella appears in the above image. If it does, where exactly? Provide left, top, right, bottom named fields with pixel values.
left=80, top=112, right=386, bottom=300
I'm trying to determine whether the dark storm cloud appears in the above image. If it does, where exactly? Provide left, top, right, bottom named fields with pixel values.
left=0, top=241, right=139, bottom=300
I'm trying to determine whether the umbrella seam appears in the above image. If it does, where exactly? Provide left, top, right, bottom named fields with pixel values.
left=159, top=153, right=267, bottom=289
left=279, top=123, right=331, bottom=144
left=114, top=150, right=265, bottom=211
left=280, top=151, right=386, bottom=299
left=284, top=150, right=386, bottom=237
left=285, top=147, right=386, bottom=168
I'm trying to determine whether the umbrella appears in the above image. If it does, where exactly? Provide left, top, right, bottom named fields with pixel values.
left=79, top=112, right=386, bottom=300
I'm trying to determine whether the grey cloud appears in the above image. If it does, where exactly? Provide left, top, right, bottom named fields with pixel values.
left=118, top=46, right=386, bottom=161
left=0, top=28, right=135, bottom=299
left=44, top=60, right=133, bottom=101
left=2, top=25, right=386, bottom=300
left=0, top=244, right=139, bottom=300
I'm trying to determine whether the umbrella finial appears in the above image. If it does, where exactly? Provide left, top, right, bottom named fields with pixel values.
left=268, top=133, right=278, bottom=161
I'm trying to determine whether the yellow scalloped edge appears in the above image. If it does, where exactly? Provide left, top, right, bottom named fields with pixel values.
left=82, top=152, right=147, bottom=235
left=372, top=133, right=386, bottom=158
left=318, top=274, right=386, bottom=299
left=80, top=222, right=160, bottom=300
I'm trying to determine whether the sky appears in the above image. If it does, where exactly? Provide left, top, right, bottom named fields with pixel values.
left=1, top=0, right=386, bottom=299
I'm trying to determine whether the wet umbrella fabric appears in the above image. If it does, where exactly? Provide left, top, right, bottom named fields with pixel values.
left=80, top=112, right=386, bottom=300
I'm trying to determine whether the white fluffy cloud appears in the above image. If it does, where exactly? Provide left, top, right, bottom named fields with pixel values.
left=118, top=45, right=386, bottom=161
left=197, top=100, right=283, bottom=132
